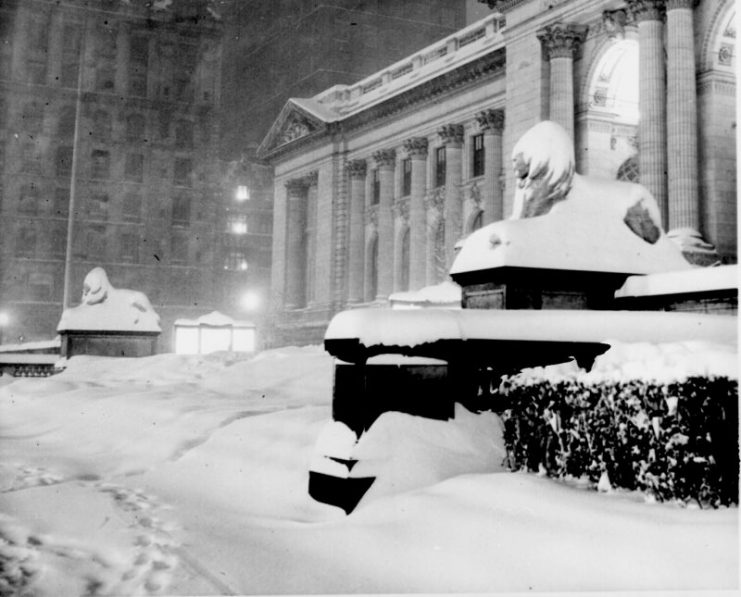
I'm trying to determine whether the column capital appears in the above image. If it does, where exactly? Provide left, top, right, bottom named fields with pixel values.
left=372, top=148, right=396, bottom=169
left=438, top=124, right=464, bottom=147
left=284, top=177, right=307, bottom=194
left=302, top=171, right=318, bottom=186
left=625, top=0, right=667, bottom=22
left=345, top=159, right=367, bottom=178
left=403, top=137, right=429, bottom=158
left=476, top=108, right=505, bottom=133
left=665, top=0, right=697, bottom=10
left=537, top=23, right=588, bottom=60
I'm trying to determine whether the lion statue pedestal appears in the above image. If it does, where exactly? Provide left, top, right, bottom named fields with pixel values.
left=450, top=120, right=695, bottom=310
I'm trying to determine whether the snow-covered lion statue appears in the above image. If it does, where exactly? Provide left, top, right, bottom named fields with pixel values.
left=509, top=120, right=662, bottom=244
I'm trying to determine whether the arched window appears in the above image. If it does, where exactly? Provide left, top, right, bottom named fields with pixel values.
left=617, top=156, right=639, bottom=183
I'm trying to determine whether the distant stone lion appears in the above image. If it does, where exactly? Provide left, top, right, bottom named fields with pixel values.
left=510, top=120, right=661, bottom=244
left=82, top=267, right=155, bottom=315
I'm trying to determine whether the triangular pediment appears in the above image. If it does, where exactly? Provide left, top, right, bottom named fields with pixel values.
left=257, top=101, right=326, bottom=158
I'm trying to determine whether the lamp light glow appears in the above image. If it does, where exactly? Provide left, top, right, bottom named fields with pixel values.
left=236, top=185, right=250, bottom=201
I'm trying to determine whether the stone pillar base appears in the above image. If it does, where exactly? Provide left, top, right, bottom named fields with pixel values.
left=666, top=228, right=721, bottom=266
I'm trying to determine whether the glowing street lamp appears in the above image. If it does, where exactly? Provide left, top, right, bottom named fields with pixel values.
left=240, top=290, right=261, bottom=312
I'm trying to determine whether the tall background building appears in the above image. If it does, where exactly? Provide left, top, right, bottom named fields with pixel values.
left=0, top=0, right=223, bottom=349
left=0, top=0, right=473, bottom=349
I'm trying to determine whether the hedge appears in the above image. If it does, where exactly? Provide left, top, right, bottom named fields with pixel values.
left=496, top=376, right=738, bottom=508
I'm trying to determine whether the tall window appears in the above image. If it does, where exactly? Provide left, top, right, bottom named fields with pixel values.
left=120, top=232, right=139, bottom=262
left=435, top=146, right=446, bottom=188
left=54, top=188, right=69, bottom=217
left=125, top=153, right=144, bottom=182
left=224, top=250, right=248, bottom=271
left=58, top=106, right=76, bottom=138
left=371, top=169, right=380, bottom=205
left=173, top=158, right=192, bottom=186
left=175, top=120, right=193, bottom=148
left=172, top=194, right=190, bottom=225
left=22, top=102, right=44, bottom=133
left=88, top=193, right=109, bottom=220
left=126, top=114, right=146, bottom=142
left=92, top=110, right=112, bottom=140
left=472, top=134, right=485, bottom=178
left=402, top=158, right=412, bottom=196
left=16, top=227, right=36, bottom=257
left=61, top=23, right=81, bottom=88
left=56, top=146, right=73, bottom=178
left=171, top=232, right=188, bottom=263
left=129, top=35, right=149, bottom=97
left=51, top=228, right=67, bottom=257
left=28, top=273, right=53, bottom=302
left=227, top=213, right=248, bottom=234
left=122, top=193, right=141, bottom=222
left=91, top=150, right=110, bottom=179
left=18, top=184, right=39, bottom=215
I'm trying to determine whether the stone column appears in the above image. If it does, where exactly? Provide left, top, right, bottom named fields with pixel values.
left=346, top=159, right=367, bottom=303
left=373, top=149, right=396, bottom=299
left=284, top=178, right=307, bottom=309
left=664, top=0, right=717, bottom=263
left=627, top=0, right=668, bottom=225
left=537, top=23, right=587, bottom=139
left=403, top=137, right=429, bottom=290
left=439, top=124, right=464, bottom=263
left=476, top=109, right=505, bottom=223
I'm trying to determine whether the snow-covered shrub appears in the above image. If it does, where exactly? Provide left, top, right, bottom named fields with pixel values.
left=497, top=376, right=738, bottom=507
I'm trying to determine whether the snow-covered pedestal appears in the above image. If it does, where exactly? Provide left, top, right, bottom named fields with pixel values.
left=450, top=121, right=693, bottom=310
left=57, top=268, right=161, bottom=358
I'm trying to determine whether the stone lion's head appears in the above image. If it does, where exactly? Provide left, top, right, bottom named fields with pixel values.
left=510, top=120, right=575, bottom=219
left=81, top=267, right=111, bottom=306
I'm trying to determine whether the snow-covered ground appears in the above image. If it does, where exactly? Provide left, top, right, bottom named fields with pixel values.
left=0, top=345, right=737, bottom=596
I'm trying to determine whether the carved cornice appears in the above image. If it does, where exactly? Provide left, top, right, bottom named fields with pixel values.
left=373, top=148, right=396, bottom=168
left=403, top=137, right=429, bottom=158
left=625, top=0, right=666, bottom=22
left=602, top=9, right=631, bottom=39
left=346, top=159, right=368, bottom=178
left=438, top=124, right=464, bottom=147
left=476, top=108, right=505, bottom=132
left=537, top=23, right=588, bottom=60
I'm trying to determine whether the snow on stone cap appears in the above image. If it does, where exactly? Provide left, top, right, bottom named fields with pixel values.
left=615, top=264, right=738, bottom=298
left=174, top=311, right=254, bottom=328
left=57, top=268, right=160, bottom=333
left=389, top=280, right=462, bottom=308
left=325, top=308, right=736, bottom=349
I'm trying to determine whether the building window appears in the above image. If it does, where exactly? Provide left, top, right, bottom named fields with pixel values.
left=129, top=35, right=149, bottom=97
left=120, top=232, right=139, bottom=262
left=125, top=153, right=144, bottom=182
left=435, top=146, right=446, bottom=188
left=173, top=158, right=192, bottom=186
left=22, top=102, right=44, bottom=133
left=175, top=120, right=193, bottom=148
left=96, top=66, right=116, bottom=92
left=227, top=213, right=248, bottom=235
left=54, top=188, right=69, bottom=217
left=122, top=193, right=141, bottom=222
left=92, top=110, right=112, bottom=140
left=86, top=226, right=106, bottom=258
left=171, top=232, right=188, bottom=263
left=16, top=227, right=36, bottom=257
left=58, top=106, right=76, bottom=138
left=18, top=184, right=39, bottom=215
left=236, top=185, right=250, bottom=201
left=172, top=194, right=190, bottom=225
left=158, top=111, right=171, bottom=139
left=56, top=146, right=73, bottom=178
left=126, top=114, right=146, bottom=142
left=472, top=134, right=485, bottom=178
left=371, top=169, right=380, bottom=205
left=27, top=59, right=47, bottom=85
left=61, top=23, right=82, bottom=89
left=224, top=251, right=248, bottom=271
left=51, top=228, right=67, bottom=257
left=28, top=273, right=53, bottom=302
left=88, top=193, right=109, bottom=220
left=402, top=158, right=412, bottom=196
left=91, top=150, right=110, bottom=179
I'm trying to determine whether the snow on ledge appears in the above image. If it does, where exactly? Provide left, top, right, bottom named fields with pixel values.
left=174, top=311, right=254, bottom=328
left=389, top=281, right=462, bottom=309
left=325, top=308, right=737, bottom=349
left=0, top=338, right=60, bottom=353
left=615, top=264, right=739, bottom=298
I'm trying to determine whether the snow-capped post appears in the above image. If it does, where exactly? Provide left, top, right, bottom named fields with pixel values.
left=56, top=268, right=161, bottom=358
left=449, top=120, right=693, bottom=310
